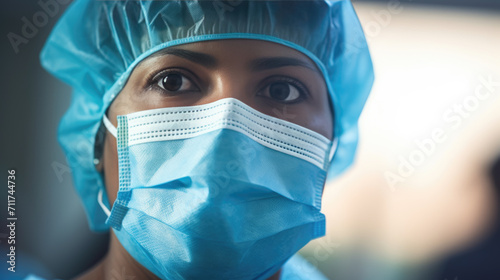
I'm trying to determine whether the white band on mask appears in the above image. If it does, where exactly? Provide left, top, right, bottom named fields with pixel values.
left=102, top=98, right=336, bottom=170
left=103, top=113, right=117, bottom=138
left=329, top=138, right=338, bottom=162
left=124, top=98, right=333, bottom=170
left=97, top=189, right=111, bottom=217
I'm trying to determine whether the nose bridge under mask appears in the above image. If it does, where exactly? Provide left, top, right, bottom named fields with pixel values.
left=98, top=98, right=336, bottom=214
left=102, top=99, right=335, bottom=154
left=102, top=99, right=335, bottom=163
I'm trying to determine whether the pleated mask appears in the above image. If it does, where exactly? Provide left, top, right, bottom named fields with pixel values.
left=98, top=97, right=336, bottom=280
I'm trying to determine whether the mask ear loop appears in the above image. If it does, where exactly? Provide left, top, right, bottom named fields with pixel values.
left=328, top=138, right=338, bottom=163
left=96, top=112, right=122, bottom=221
left=97, top=113, right=116, bottom=218
left=102, top=113, right=117, bottom=138
left=98, top=189, right=111, bottom=217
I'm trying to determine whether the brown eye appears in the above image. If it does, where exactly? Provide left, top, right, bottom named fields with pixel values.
left=157, top=72, right=198, bottom=93
left=162, top=73, right=182, bottom=91
left=266, top=82, right=302, bottom=102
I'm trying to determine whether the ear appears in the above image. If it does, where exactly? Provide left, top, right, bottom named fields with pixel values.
left=93, top=120, right=107, bottom=174
left=94, top=157, right=104, bottom=173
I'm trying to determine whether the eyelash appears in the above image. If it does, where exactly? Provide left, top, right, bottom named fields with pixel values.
left=148, top=68, right=200, bottom=93
left=146, top=69, right=310, bottom=103
left=258, top=75, right=309, bottom=104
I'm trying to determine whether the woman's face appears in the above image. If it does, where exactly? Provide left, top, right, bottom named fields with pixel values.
left=102, top=39, right=333, bottom=205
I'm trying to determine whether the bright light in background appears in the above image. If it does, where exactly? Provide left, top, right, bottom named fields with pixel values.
left=301, top=3, right=500, bottom=280
left=361, top=4, right=500, bottom=150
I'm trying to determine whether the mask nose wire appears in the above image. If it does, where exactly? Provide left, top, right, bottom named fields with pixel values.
left=98, top=189, right=111, bottom=217
left=103, top=113, right=117, bottom=138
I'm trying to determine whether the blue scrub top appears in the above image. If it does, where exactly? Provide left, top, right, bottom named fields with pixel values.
left=23, top=253, right=327, bottom=280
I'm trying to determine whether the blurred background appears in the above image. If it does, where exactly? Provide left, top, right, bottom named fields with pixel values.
left=1, top=0, right=499, bottom=279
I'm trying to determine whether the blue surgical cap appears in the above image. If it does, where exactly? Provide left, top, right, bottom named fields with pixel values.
left=40, top=0, right=374, bottom=232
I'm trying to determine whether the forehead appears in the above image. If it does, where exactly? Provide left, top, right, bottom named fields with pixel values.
left=174, top=39, right=310, bottom=57
left=137, top=39, right=321, bottom=71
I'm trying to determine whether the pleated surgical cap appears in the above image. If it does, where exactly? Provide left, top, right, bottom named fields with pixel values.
left=40, top=0, right=374, bottom=231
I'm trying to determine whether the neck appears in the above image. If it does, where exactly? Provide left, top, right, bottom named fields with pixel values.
left=74, top=230, right=159, bottom=280
left=74, top=230, right=282, bottom=280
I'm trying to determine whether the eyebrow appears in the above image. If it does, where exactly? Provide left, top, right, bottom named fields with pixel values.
left=151, top=48, right=319, bottom=73
left=249, top=57, right=320, bottom=74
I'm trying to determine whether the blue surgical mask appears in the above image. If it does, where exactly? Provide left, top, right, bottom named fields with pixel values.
left=98, top=98, right=336, bottom=280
